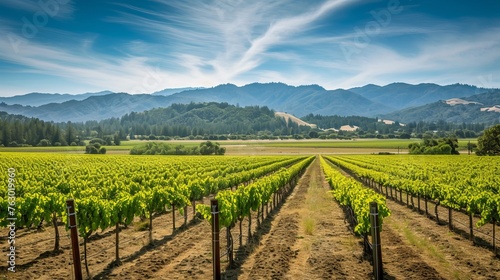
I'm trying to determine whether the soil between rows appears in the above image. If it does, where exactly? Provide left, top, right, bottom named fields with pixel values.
left=235, top=156, right=373, bottom=279
left=2, top=156, right=500, bottom=279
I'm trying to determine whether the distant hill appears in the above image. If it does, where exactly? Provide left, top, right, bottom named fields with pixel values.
left=383, top=90, right=500, bottom=124
left=0, top=91, right=112, bottom=107
left=0, top=82, right=497, bottom=123
left=0, top=83, right=390, bottom=122
left=0, top=93, right=173, bottom=122
left=160, top=82, right=391, bottom=117
left=117, top=102, right=304, bottom=136
left=349, top=83, right=486, bottom=110
left=152, top=87, right=205, bottom=96
left=275, top=112, right=317, bottom=128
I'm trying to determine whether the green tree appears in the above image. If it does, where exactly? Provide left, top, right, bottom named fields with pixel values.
left=200, top=141, right=225, bottom=155
left=85, top=143, right=107, bottom=154
left=37, top=139, right=51, bottom=146
left=476, top=124, right=500, bottom=156
left=308, top=131, right=319, bottom=138
left=439, top=136, right=459, bottom=155
left=2, top=123, right=11, bottom=146
left=65, top=122, right=76, bottom=145
left=113, top=133, right=121, bottom=145
left=408, top=136, right=458, bottom=155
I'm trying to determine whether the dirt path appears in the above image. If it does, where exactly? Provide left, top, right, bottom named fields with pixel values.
left=381, top=198, right=500, bottom=280
left=106, top=218, right=212, bottom=280
left=237, top=157, right=372, bottom=279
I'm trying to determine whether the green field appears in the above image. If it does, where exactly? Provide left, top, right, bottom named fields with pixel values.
left=0, top=138, right=478, bottom=154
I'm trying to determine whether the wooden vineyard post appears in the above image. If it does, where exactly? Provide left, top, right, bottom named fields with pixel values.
left=211, top=199, right=221, bottom=280
left=424, top=198, right=428, bottom=217
left=66, top=199, right=83, bottom=280
left=370, top=202, right=383, bottom=280
left=448, top=208, right=453, bottom=231
left=434, top=200, right=440, bottom=225
left=493, top=219, right=496, bottom=255
left=172, top=204, right=176, bottom=232
left=469, top=213, right=474, bottom=241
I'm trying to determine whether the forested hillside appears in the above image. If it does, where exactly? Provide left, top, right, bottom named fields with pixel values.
left=115, top=102, right=305, bottom=137
left=0, top=103, right=312, bottom=146
left=0, top=112, right=70, bottom=147
left=0, top=101, right=492, bottom=147
left=384, top=90, right=500, bottom=124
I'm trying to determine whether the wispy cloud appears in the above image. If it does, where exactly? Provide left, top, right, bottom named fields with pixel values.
left=335, top=26, right=500, bottom=88
left=109, top=0, right=354, bottom=85
left=0, top=0, right=75, bottom=19
left=0, top=0, right=499, bottom=96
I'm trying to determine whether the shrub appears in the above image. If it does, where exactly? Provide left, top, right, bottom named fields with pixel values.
left=89, top=138, right=106, bottom=145
left=37, top=139, right=50, bottom=147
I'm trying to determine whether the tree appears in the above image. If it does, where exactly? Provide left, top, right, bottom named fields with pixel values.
left=308, top=131, right=319, bottom=138
left=408, top=136, right=459, bottom=155
left=399, top=132, right=411, bottom=139
left=476, top=124, right=500, bottom=156
left=37, top=139, right=51, bottom=146
left=200, top=141, right=225, bottom=155
left=85, top=143, right=107, bottom=154
left=65, top=122, right=76, bottom=145
left=89, top=138, right=106, bottom=145
left=2, top=123, right=11, bottom=146
left=113, top=133, right=121, bottom=145
left=439, top=136, right=459, bottom=155
left=51, top=127, right=67, bottom=146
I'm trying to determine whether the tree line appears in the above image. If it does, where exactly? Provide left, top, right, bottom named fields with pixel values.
left=302, top=114, right=485, bottom=137
left=0, top=102, right=493, bottom=148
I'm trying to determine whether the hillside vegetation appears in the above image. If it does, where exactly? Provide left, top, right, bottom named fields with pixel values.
left=384, top=90, right=500, bottom=124
left=0, top=82, right=494, bottom=123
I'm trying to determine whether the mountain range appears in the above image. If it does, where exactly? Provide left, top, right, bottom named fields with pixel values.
left=383, top=90, right=500, bottom=124
left=0, top=82, right=498, bottom=124
left=0, top=91, right=113, bottom=107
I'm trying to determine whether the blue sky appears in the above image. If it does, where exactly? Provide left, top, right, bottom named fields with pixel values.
left=0, top=0, right=499, bottom=96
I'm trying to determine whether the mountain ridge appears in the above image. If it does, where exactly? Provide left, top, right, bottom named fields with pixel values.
left=0, top=91, right=113, bottom=107
left=348, top=83, right=487, bottom=110
left=383, top=90, right=500, bottom=124
left=0, top=82, right=497, bottom=123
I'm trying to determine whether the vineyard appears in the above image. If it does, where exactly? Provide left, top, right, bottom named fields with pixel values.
left=1, top=152, right=500, bottom=279
left=326, top=154, right=500, bottom=251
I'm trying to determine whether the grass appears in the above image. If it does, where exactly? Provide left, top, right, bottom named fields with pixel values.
left=134, top=220, right=150, bottom=231
left=389, top=219, right=468, bottom=280
left=302, top=217, right=316, bottom=236
left=0, top=138, right=478, bottom=154
left=257, top=139, right=417, bottom=149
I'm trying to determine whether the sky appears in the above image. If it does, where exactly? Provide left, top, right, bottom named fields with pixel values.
left=0, top=0, right=499, bottom=96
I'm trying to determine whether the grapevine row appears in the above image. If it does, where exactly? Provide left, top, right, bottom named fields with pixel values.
left=196, top=156, right=314, bottom=266
left=320, top=156, right=390, bottom=235
left=0, top=153, right=305, bottom=273
left=326, top=155, right=500, bottom=228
